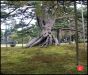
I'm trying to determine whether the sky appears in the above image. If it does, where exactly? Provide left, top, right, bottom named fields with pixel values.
left=1, top=20, right=36, bottom=31
left=1, top=3, right=86, bottom=32
left=1, top=5, right=36, bottom=32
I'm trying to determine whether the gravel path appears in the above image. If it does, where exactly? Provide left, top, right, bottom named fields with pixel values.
left=1, top=42, right=75, bottom=47
left=1, top=44, right=26, bottom=47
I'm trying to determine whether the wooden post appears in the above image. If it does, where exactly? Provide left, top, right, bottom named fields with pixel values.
left=74, top=1, right=79, bottom=66
left=6, top=24, right=7, bottom=48
left=68, top=19, right=72, bottom=44
left=21, top=14, right=24, bottom=48
left=59, top=29, right=62, bottom=44
left=57, top=29, right=60, bottom=43
left=69, top=29, right=72, bottom=44
left=81, top=1, right=86, bottom=51
left=22, top=24, right=23, bottom=48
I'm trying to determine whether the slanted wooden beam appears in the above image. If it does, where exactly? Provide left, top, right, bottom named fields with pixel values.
left=52, top=28, right=82, bottom=33
left=56, top=15, right=74, bottom=19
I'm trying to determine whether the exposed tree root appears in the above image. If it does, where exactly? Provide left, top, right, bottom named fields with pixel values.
left=26, top=17, right=59, bottom=48
left=26, top=34, right=59, bottom=48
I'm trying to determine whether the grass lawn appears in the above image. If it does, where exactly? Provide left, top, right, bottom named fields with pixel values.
left=1, top=43, right=87, bottom=74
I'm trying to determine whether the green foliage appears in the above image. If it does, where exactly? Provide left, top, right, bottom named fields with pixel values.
left=78, top=39, right=87, bottom=43
left=9, top=33, right=18, bottom=40
left=35, top=1, right=44, bottom=17
left=54, top=19, right=69, bottom=29
left=1, top=30, right=3, bottom=36
left=7, top=1, right=28, bottom=7
left=1, top=12, right=8, bottom=18
left=11, top=24, right=41, bottom=43
left=77, top=8, right=87, bottom=19
left=25, top=25, right=41, bottom=37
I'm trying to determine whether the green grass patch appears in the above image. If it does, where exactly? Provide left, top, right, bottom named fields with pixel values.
left=1, top=44, right=87, bottom=74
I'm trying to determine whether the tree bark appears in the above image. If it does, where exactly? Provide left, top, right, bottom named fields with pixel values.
left=26, top=17, right=59, bottom=47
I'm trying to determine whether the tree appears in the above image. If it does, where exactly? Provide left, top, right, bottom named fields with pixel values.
left=26, top=1, right=74, bottom=47
left=1, top=1, right=87, bottom=47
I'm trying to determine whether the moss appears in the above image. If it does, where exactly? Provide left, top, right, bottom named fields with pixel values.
left=1, top=44, right=87, bottom=74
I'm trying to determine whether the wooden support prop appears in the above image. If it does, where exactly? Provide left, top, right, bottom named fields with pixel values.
left=74, top=0, right=79, bottom=66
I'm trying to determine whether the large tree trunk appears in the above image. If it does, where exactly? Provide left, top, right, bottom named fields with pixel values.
left=26, top=17, right=59, bottom=48
left=26, top=1, right=60, bottom=48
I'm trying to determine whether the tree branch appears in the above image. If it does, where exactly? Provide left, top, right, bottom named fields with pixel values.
left=2, top=7, right=18, bottom=19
